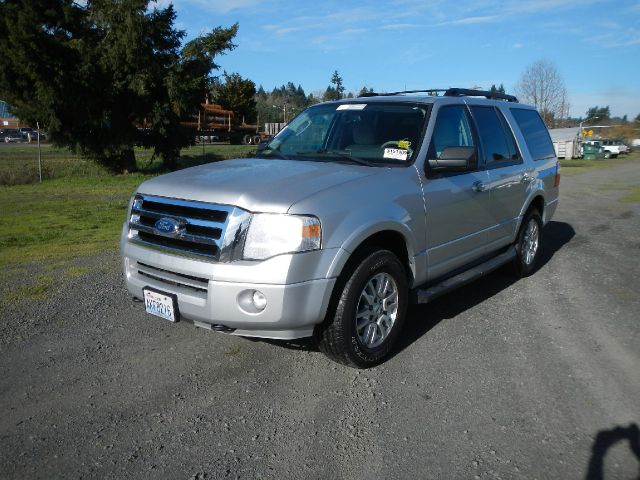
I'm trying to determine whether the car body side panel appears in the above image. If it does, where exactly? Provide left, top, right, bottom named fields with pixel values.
left=287, top=167, right=428, bottom=287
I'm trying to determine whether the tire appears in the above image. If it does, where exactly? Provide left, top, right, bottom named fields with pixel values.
left=314, top=249, right=408, bottom=368
left=509, top=209, right=543, bottom=277
left=242, top=134, right=252, bottom=145
left=253, top=135, right=261, bottom=145
left=604, top=151, right=611, bottom=159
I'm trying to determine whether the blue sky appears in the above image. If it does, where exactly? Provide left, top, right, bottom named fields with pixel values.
left=166, top=0, right=640, bottom=118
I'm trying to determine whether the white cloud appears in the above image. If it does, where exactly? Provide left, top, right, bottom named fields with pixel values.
left=435, top=15, right=497, bottom=26
left=512, top=43, right=523, bottom=48
left=381, top=23, right=423, bottom=30
left=571, top=87, right=640, bottom=118
left=170, top=0, right=264, bottom=14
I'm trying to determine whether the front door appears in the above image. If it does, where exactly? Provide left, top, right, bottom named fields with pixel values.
left=422, top=104, right=494, bottom=280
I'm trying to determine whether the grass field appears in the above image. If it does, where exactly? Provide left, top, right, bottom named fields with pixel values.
left=0, top=144, right=255, bottom=272
left=0, top=143, right=256, bottom=185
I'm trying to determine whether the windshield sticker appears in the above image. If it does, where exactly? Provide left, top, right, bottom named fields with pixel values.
left=384, top=148, right=408, bottom=161
left=398, top=140, right=411, bottom=150
left=336, top=104, right=367, bottom=111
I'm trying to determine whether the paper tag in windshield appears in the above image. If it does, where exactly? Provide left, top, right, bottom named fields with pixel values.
left=398, top=140, right=411, bottom=149
left=336, top=104, right=367, bottom=110
left=384, top=148, right=408, bottom=161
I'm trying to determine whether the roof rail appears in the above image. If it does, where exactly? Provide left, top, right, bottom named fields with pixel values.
left=359, top=89, right=448, bottom=98
left=358, top=87, right=518, bottom=102
left=444, top=88, right=518, bottom=103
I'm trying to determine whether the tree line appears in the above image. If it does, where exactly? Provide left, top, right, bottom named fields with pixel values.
left=211, top=70, right=375, bottom=126
left=1, top=1, right=637, bottom=174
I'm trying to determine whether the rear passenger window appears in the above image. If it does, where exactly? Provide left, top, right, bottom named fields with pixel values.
left=430, top=105, right=474, bottom=158
left=470, top=106, right=519, bottom=165
left=511, top=109, right=556, bottom=161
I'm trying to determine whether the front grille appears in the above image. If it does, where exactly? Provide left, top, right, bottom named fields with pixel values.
left=127, top=194, right=248, bottom=261
left=136, top=262, right=208, bottom=293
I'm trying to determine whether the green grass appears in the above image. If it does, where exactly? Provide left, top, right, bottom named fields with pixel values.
left=0, top=174, right=147, bottom=267
left=0, top=144, right=256, bottom=185
left=0, top=274, right=55, bottom=307
left=560, top=153, right=640, bottom=175
left=0, top=143, right=257, bottom=269
left=619, top=185, right=640, bottom=203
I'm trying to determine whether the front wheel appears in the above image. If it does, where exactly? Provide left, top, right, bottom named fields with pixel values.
left=314, top=249, right=408, bottom=368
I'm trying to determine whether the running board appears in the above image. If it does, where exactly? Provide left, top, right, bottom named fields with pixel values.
left=414, top=247, right=516, bottom=304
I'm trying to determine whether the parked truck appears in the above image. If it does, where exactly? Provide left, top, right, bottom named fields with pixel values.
left=184, top=102, right=281, bottom=145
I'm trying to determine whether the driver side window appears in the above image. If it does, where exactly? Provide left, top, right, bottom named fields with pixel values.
left=431, top=105, right=475, bottom=158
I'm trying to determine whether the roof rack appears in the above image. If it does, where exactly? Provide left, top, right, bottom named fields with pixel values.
left=360, top=88, right=447, bottom=98
left=359, top=87, right=518, bottom=103
left=444, top=88, right=518, bottom=103
left=359, top=89, right=448, bottom=98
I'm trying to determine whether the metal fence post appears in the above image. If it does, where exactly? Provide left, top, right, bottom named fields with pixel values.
left=37, top=121, right=42, bottom=183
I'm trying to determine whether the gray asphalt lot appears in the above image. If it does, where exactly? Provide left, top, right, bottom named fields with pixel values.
left=1, top=160, right=639, bottom=479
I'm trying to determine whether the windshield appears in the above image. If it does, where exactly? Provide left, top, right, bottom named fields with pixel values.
left=258, top=102, right=429, bottom=166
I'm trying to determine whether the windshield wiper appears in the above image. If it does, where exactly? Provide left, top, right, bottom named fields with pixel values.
left=256, top=148, right=289, bottom=160
left=296, top=149, right=374, bottom=167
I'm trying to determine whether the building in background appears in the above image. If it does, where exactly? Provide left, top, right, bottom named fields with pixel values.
left=549, top=127, right=581, bottom=159
left=0, top=100, right=19, bottom=128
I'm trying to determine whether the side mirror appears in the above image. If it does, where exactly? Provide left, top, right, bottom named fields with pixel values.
left=428, top=146, right=477, bottom=172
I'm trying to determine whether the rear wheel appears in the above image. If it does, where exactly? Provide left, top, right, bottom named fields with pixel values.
left=509, top=209, right=543, bottom=277
left=314, top=249, right=408, bottom=368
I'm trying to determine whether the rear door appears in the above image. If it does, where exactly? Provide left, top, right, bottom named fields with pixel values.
left=469, top=105, right=529, bottom=252
left=422, top=104, right=493, bottom=280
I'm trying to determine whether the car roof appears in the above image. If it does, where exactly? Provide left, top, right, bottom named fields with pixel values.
left=326, top=93, right=536, bottom=110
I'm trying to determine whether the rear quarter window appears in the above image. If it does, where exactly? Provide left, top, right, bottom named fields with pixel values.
left=510, top=109, right=556, bottom=161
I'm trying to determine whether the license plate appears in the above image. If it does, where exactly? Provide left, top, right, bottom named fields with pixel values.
left=143, top=288, right=179, bottom=322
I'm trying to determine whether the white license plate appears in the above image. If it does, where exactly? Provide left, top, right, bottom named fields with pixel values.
left=143, top=288, right=178, bottom=322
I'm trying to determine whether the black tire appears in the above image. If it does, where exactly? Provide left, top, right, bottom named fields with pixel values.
left=509, top=209, right=543, bottom=277
left=314, top=249, right=408, bottom=368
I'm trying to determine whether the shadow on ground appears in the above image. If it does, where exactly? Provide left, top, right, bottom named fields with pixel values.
left=585, top=423, right=640, bottom=480
left=253, top=221, right=576, bottom=360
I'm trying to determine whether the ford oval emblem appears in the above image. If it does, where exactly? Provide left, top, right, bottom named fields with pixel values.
left=154, top=217, right=183, bottom=235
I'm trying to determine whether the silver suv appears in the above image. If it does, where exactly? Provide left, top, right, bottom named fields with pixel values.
left=121, top=88, right=560, bottom=368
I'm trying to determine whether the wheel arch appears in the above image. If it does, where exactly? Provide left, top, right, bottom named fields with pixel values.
left=327, top=226, right=415, bottom=287
left=517, top=193, right=546, bottom=232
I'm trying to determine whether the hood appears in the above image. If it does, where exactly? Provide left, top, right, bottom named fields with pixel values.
left=137, top=158, right=379, bottom=213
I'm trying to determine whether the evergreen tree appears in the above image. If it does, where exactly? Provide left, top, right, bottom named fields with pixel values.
left=324, top=70, right=345, bottom=101
left=0, top=0, right=237, bottom=171
left=212, top=73, right=257, bottom=124
left=585, top=106, right=611, bottom=122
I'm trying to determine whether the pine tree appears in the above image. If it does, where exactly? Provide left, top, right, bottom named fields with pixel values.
left=212, top=73, right=257, bottom=124
left=0, top=0, right=237, bottom=171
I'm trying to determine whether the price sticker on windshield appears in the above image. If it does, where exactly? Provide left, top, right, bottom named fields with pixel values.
left=383, top=148, right=408, bottom=161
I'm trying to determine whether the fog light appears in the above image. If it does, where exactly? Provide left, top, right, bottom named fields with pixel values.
left=252, top=290, right=267, bottom=311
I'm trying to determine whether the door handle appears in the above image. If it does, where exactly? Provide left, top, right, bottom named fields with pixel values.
left=472, top=181, right=486, bottom=192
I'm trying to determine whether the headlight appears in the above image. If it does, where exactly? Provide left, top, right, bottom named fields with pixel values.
left=243, top=214, right=321, bottom=260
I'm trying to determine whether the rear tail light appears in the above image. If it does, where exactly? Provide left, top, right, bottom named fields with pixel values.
left=554, top=162, right=561, bottom=187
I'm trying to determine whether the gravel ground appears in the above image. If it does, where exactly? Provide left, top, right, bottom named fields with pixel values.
left=1, top=161, right=639, bottom=479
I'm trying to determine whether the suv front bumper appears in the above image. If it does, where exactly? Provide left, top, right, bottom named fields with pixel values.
left=121, top=233, right=339, bottom=340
